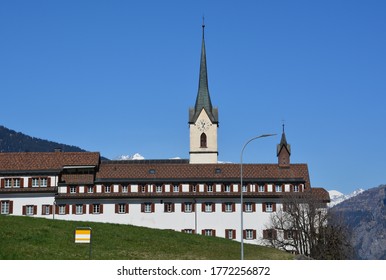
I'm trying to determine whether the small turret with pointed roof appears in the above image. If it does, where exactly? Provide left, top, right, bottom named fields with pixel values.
left=277, top=124, right=291, bottom=167
left=189, top=22, right=218, bottom=124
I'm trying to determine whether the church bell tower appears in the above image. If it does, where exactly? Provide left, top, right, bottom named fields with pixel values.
left=189, top=23, right=218, bottom=164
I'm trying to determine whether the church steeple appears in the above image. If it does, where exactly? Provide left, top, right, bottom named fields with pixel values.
left=277, top=124, right=291, bottom=167
left=189, top=23, right=218, bottom=124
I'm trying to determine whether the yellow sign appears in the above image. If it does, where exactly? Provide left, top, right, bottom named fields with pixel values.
left=75, top=228, right=91, bottom=243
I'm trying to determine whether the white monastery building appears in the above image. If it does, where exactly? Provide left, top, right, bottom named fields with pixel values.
left=0, top=24, right=329, bottom=245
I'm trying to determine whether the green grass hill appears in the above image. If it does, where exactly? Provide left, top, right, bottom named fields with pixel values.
left=0, top=215, right=293, bottom=260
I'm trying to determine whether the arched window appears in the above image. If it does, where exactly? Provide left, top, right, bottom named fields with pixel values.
left=200, top=133, right=207, bottom=148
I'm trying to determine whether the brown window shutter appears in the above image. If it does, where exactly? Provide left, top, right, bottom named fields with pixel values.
left=20, top=178, right=24, bottom=187
left=22, top=206, right=26, bottom=215
left=66, top=205, right=69, bottom=214
left=89, top=204, right=93, bottom=214
left=265, top=184, right=268, bottom=192
left=141, top=203, right=145, bottom=213
left=243, top=203, right=246, bottom=212
left=213, top=230, right=216, bottom=237
left=262, top=203, right=266, bottom=212
left=82, top=204, right=86, bottom=214
left=222, top=203, right=225, bottom=212
left=181, top=203, right=185, bottom=212
left=125, top=204, right=129, bottom=213
left=212, top=203, right=215, bottom=212
left=243, top=230, right=246, bottom=239
left=0, top=179, right=4, bottom=188
left=28, top=178, right=32, bottom=188
left=201, top=230, right=205, bottom=235
left=233, top=230, right=236, bottom=239
left=263, top=230, right=267, bottom=239
left=201, top=203, right=205, bottom=212
left=33, top=205, right=37, bottom=215
left=172, top=203, right=175, bottom=212
left=100, top=204, right=104, bottom=214
left=192, top=202, right=196, bottom=212
left=72, top=205, right=76, bottom=214
left=67, top=186, right=70, bottom=193
left=47, top=177, right=51, bottom=187
left=9, top=201, right=13, bottom=214
left=115, top=204, right=118, bottom=213
left=273, top=203, right=276, bottom=212
left=151, top=203, right=155, bottom=213
left=252, top=203, right=256, bottom=212
left=253, top=230, right=257, bottom=239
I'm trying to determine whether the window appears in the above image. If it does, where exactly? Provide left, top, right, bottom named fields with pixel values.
left=275, top=185, right=282, bottom=192
left=258, top=185, right=265, bottom=192
left=58, top=205, right=66, bottom=215
left=41, top=178, right=48, bottom=187
left=293, top=185, right=299, bottom=192
left=1, top=201, right=10, bottom=214
left=183, top=202, right=193, bottom=213
left=203, top=229, right=215, bottom=236
left=14, top=179, right=20, bottom=188
left=200, top=133, right=207, bottom=148
left=190, top=185, right=197, bottom=192
left=265, top=202, right=274, bottom=212
left=42, top=205, right=51, bottom=215
left=224, top=184, right=231, bottom=192
left=204, top=202, right=214, bottom=213
left=75, top=204, right=83, bottom=215
left=242, top=184, right=247, bottom=192
left=5, top=179, right=12, bottom=188
left=183, top=229, right=194, bottom=234
left=223, top=202, right=234, bottom=213
left=26, top=205, right=35, bottom=216
left=143, top=203, right=153, bottom=213
left=164, top=202, right=174, bottom=213
left=173, top=185, right=179, bottom=192
left=32, top=178, right=39, bottom=187
left=244, top=229, right=256, bottom=240
left=207, top=185, right=213, bottom=192
left=92, top=204, right=100, bottom=214
left=225, top=229, right=236, bottom=240
left=156, top=185, right=163, bottom=193
left=87, top=186, right=94, bottom=193
left=244, top=202, right=254, bottom=212
left=118, top=204, right=126, bottom=214
left=263, top=229, right=277, bottom=240
left=141, top=185, right=147, bottom=193
left=105, top=185, right=111, bottom=193
left=122, top=185, right=128, bottom=193
left=70, top=186, right=77, bottom=194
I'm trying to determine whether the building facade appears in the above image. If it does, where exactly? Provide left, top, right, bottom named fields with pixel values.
left=0, top=25, right=329, bottom=245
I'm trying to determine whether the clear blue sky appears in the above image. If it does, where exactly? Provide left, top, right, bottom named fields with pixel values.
left=1, top=1, right=385, bottom=194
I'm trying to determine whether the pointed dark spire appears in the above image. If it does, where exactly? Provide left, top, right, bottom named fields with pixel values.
left=189, top=22, right=218, bottom=124
left=277, top=124, right=291, bottom=166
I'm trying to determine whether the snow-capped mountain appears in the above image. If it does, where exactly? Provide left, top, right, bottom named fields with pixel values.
left=328, top=188, right=365, bottom=207
left=116, top=153, right=145, bottom=160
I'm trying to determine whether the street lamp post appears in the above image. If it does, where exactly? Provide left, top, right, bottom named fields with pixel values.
left=240, top=134, right=276, bottom=260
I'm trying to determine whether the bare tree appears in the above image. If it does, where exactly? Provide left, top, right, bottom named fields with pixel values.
left=263, top=191, right=353, bottom=259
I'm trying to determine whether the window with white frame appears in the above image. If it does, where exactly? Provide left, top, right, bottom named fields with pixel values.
left=5, top=179, right=12, bottom=188
left=293, top=185, right=299, bottom=192
left=224, top=202, right=233, bottom=213
left=204, top=229, right=213, bottom=236
left=13, top=179, right=20, bottom=188
left=258, top=185, right=265, bottom=192
left=32, top=178, right=39, bottom=187
left=164, top=202, right=174, bottom=213
left=207, top=185, right=213, bottom=192
left=105, top=185, right=111, bottom=193
left=245, top=229, right=255, bottom=240
left=275, top=185, right=282, bottom=192
left=141, top=185, right=146, bottom=193
left=70, top=186, right=77, bottom=194
left=226, top=229, right=235, bottom=239
left=184, top=202, right=193, bottom=213
left=205, top=202, right=213, bottom=212
left=173, top=185, right=179, bottom=192
left=265, top=202, right=273, bottom=212
left=242, top=184, right=247, bottom=192
left=122, top=185, right=128, bottom=193
left=144, top=203, right=152, bottom=213
left=42, top=205, right=51, bottom=215
left=244, top=202, right=253, bottom=212
left=224, top=184, right=231, bottom=192
left=87, top=186, right=94, bottom=193
left=58, top=205, right=66, bottom=215
left=93, top=204, right=100, bottom=214
left=118, top=204, right=126, bottom=214
left=191, top=185, right=197, bottom=192
left=75, top=204, right=83, bottom=215
left=1, top=201, right=9, bottom=214
left=41, top=178, right=48, bottom=187
left=26, top=205, right=34, bottom=216
left=183, top=229, right=194, bottom=234
left=156, top=185, right=162, bottom=193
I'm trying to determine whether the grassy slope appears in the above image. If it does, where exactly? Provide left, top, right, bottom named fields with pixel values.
left=0, top=215, right=293, bottom=260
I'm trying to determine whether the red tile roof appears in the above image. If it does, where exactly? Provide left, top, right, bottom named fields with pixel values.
left=0, top=152, right=100, bottom=171
left=96, top=162, right=311, bottom=188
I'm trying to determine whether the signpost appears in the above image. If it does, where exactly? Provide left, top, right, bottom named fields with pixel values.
left=75, top=227, right=92, bottom=259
